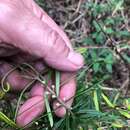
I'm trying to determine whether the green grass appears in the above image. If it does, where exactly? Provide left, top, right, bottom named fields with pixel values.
left=1, top=0, right=130, bottom=130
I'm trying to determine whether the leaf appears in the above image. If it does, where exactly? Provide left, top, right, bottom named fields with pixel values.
left=93, top=63, right=100, bottom=73
left=105, top=18, right=115, bottom=25
left=117, top=44, right=130, bottom=50
left=93, top=90, right=100, bottom=111
left=101, top=93, right=115, bottom=108
left=97, top=128, right=103, bottom=130
left=104, top=27, right=114, bottom=34
left=91, top=51, right=97, bottom=60
left=66, top=112, right=70, bottom=130
left=105, top=53, right=113, bottom=64
left=54, top=118, right=65, bottom=129
left=78, top=126, right=84, bottom=130
left=44, top=93, right=54, bottom=127
left=76, top=47, right=87, bottom=54
left=113, top=92, right=120, bottom=105
left=112, top=0, right=123, bottom=15
left=119, top=109, right=130, bottom=118
left=127, top=105, right=130, bottom=111
left=83, top=37, right=94, bottom=45
left=124, top=99, right=130, bottom=110
left=0, top=112, right=18, bottom=128
left=93, top=21, right=101, bottom=32
left=55, top=71, right=60, bottom=96
left=106, top=64, right=112, bottom=73
left=123, top=54, right=130, bottom=63
left=118, top=31, right=130, bottom=37
left=47, top=70, right=53, bottom=84
left=112, top=122, right=124, bottom=128
left=96, top=32, right=105, bottom=44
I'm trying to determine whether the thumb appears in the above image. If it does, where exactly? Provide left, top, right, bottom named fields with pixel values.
left=0, top=1, right=84, bottom=71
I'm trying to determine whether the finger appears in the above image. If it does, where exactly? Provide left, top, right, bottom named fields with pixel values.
left=16, top=96, right=44, bottom=127
left=53, top=73, right=76, bottom=117
left=0, top=62, right=30, bottom=90
left=30, top=82, right=45, bottom=97
left=17, top=83, right=45, bottom=127
left=0, top=1, right=84, bottom=71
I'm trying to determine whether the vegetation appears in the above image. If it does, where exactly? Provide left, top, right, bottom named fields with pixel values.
left=1, top=0, right=130, bottom=130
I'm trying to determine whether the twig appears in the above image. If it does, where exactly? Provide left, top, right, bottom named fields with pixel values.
left=1, top=67, right=18, bottom=93
left=72, top=13, right=85, bottom=24
left=75, top=46, right=109, bottom=49
left=75, top=0, right=83, bottom=13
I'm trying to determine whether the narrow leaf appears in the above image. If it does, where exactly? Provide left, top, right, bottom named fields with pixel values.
left=55, top=71, right=60, bottom=96
left=119, top=109, right=130, bottom=118
left=44, top=93, right=54, bottom=127
left=112, top=122, right=123, bottom=128
left=97, top=128, right=103, bottom=130
left=76, top=47, right=87, bottom=54
left=0, top=112, right=18, bottom=128
left=93, top=63, right=100, bottom=73
left=101, top=93, right=115, bottom=108
left=113, top=92, right=120, bottom=105
left=93, top=90, right=100, bottom=111
left=124, top=99, right=130, bottom=110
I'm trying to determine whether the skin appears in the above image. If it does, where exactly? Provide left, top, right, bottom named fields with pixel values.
left=0, top=0, right=84, bottom=127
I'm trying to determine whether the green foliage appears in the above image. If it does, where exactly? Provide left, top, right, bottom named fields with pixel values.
left=44, top=93, right=54, bottom=127
left=83, top=0, right=130, bottom=74
left=0, top=112, right=18, bottom=128
left=55, top=71, right=61, bottom=96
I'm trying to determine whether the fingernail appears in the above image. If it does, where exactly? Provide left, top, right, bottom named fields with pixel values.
left=67, top=52, right=84, bottom=68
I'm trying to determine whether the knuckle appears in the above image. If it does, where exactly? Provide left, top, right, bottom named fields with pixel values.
left=47, top=30, right=69, bottom=57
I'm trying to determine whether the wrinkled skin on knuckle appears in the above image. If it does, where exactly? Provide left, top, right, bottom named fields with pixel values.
left=45, top=30, right=70, bottom=59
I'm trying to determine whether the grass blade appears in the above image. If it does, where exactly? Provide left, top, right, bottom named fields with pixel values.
left=101, top=93, right=115, bottom=108
left=0, top=112, right=18, bottom=128
left=112, top=122, right=124, bottom=128
left=44, top=93, right=54, bottom=127
left=119, top=109, right=130, bottom=118
left=55, top=71, right=60, bottom=96
left=93, top=90, right=100, bottom=111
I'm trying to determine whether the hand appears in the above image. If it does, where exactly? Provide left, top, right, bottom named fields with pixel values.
left=0, top=0, right=84, bottom=127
